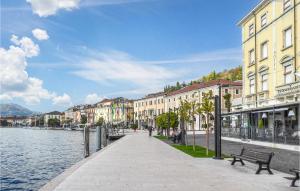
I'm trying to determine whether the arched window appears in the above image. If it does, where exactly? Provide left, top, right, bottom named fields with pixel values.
left=247, top=72, right=255, bottom=94
left=280, top=56, right=294, bottom=84
left=259, top=66, right=269, bottom=91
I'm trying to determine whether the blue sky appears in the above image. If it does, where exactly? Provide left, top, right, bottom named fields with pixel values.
left=0, top=0, right=260, bottom=112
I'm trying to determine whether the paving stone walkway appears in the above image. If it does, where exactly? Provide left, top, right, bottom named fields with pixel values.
left=42, top=132, right=298, bottom=191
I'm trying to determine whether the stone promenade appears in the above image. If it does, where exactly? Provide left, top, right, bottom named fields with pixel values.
left=41, top=132, right=298, bottom=191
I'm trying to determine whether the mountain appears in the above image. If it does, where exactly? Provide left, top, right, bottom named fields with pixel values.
left=0, top=103, right=36, bottom=117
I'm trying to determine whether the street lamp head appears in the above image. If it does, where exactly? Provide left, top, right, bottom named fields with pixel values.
left=262, top=113, right=267, bottom=119
left=288, top=109, right=295, bottom=118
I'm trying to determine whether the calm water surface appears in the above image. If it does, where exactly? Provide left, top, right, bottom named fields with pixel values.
left=0, top=128, right=97, bottom=191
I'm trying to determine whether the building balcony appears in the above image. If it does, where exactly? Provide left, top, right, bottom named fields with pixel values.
left=257, top=90, right=269, bottom=101
left=275, top=81, right=300, bottom=98
left=245, top=94, right=256, bottom=104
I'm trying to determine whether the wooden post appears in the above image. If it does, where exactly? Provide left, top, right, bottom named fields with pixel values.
left=84, top=126, right=90, bottom=158
left=96, top=126, right=102, bottom=151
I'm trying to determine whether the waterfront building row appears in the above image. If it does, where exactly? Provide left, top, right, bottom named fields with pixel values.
left=133, top=80, right=243, bottom=130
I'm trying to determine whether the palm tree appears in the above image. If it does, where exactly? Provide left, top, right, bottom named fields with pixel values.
left=200, top=91, right=214, bottom=155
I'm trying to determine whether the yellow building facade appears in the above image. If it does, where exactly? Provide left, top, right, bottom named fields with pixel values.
left=236, top=0, right=300, bottom=145
left=240, top=0, right=300, bottom=108
left=133, top=92, right=165, bottom=129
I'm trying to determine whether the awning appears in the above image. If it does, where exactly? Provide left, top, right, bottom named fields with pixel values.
left=251, top=108, right=289, bottom=113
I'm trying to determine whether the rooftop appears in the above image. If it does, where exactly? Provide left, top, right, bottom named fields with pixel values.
left=166, top=79, right=242, bottom=97
left=237, top=0, right=269, bottom=26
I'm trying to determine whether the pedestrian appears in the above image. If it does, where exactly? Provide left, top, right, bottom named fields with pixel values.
left=148, top=126, right=152, bottom=136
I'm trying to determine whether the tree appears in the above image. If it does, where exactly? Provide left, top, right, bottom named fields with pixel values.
left=223, top=93, right=232, bottom=112
left=48, top=118, right=60, bottom=127
left=169, top=112, right=179, bottom=131
left=96, top=117, right=104, bottom=126
left=155, top=112, right=178, bottom=136
left=81, top=115, right=87, bottom=124
left=178, top=100, right=191, bottom=145
left=200, top=91, right=214, bottom=155
left=131, top=123, right=138, bottom=131
left=0, top=120, right=8, bottom=127
left=155, top=114, right=168, bottom=135
left=188, top=101, right=197, bottom=151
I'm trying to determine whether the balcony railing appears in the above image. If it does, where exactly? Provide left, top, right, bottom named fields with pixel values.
left=275, top=81, right=300, bottom=97
left=245, top=94, right=256, bottom=104
left=257, top=90, right=269, bottom=101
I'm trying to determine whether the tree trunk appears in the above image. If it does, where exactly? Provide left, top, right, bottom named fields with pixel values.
left=206, top=115, right=209, bottom=156
left=180, top=119, right=186, bottom=145
left=193, top=120, right=196, bottom=151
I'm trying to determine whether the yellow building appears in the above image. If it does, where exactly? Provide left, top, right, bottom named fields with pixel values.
left=236, top=0, right=300, bottom=145
left=240, top=0, right=300, bottom=108
left=95, top=98, right=134, bottom=125
left=133, top=92, right=165, bottom=129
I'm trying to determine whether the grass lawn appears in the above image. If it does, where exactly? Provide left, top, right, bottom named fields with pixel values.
left=153, top=135, right=168, bottom=141
left=172, top=144, right=215, bottom=158
left=153, top=135, right=227, bottom=158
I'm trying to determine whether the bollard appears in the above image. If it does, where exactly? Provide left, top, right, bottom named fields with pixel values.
left=103, top=126, right=108, bottom=147
left=96, top=126, right=102, bottom=151
left=84, top=126, right=90, bottom=158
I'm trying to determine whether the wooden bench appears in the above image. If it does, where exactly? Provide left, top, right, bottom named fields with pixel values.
left=290, top=168, right=299, bottom=187
left=231, top=148, right=274, bottom=174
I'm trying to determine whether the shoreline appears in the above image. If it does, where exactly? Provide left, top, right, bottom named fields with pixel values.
left=39, top=134, right=127, bottom=191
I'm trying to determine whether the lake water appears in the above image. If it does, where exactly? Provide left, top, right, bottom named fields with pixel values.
left=0, top=128, right=98, bottom=191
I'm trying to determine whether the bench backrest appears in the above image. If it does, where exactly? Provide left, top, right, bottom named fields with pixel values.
left=241, top=148, right=274, bottom=163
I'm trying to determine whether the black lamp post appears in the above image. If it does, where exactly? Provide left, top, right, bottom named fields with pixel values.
left=214, top=82, right=223, bottom=159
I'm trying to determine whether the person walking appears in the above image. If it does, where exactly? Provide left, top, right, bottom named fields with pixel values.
left=148, top=125, right=153, bottom=136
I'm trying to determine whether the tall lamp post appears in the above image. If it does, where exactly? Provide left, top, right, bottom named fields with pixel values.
left=214, top=82, right=223, bottom=159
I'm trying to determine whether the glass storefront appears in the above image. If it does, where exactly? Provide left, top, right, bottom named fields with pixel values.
left=221, top=104, right=300, bottom=145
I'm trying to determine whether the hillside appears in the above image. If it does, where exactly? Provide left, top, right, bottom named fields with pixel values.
left=0, top=103, right=36, bottom=117
left=164, top=66, right=242, bottom=93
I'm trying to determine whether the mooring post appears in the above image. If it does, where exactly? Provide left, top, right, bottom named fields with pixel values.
left=84, top=125, right=90, bottom=158
left=96, top=126, right=102, bottom=151
left=102, top=125, right=108, bottom=147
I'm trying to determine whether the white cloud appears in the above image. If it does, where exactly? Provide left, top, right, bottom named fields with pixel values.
left=10, top=35, right=39, bottom=57
left=81, top=0, right=150, bottom=7
left=84, top=93, right=104, bottom=104
left=32, top=28, right=49, bottom=41
left=26, top=0, right=80, bottom=17
left=0, top=34, right=68, bottom=106
left=52, top=93, right=72, bottom=106
left=72, top=50, right=184, bottom=89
